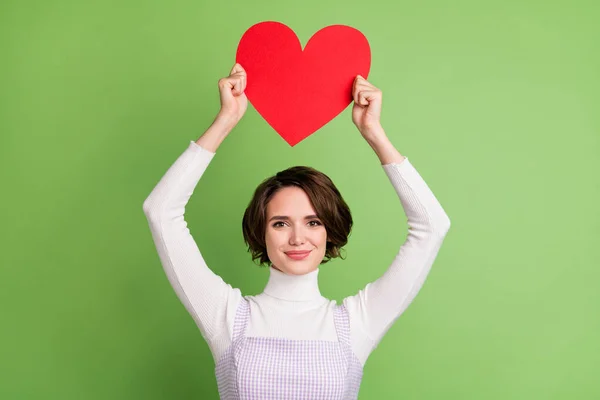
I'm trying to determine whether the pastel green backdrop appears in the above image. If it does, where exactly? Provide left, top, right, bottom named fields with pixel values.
left=1, top=0, right=598, bottom=399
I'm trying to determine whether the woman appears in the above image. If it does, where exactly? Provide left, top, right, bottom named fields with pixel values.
left=143, top=63, right=451, bottom=399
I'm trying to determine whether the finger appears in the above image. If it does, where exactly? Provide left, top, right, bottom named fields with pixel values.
left=355, top=75, right=371, bottom=86
left=354, top=87, right=365, bottom=105
left=354, top=83, right=370, bottom=101
left=353, top=75, right=365, bottom=91
left=357, top=87, right=381, bottom=103
left=358, top=92, right=368, bottom=106
left=232, top=78, right=242, bottom=95
left=231, top=63, right=245, bottom=76
left=357, top=90, right=380, bottom=106
left=219, top=78, right=233, bottom=101
left=355, top=77, right=377, bottom=91
left=355, top=86, right=375, bottom=105
left=354, top=78, right=375, bottom=99
left=222, top=77, right=241, bottom=95
left=353, top=77, right=362, bottom=104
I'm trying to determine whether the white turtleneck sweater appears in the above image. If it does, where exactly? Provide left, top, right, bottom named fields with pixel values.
left=142, top=140, right=451, bottom=367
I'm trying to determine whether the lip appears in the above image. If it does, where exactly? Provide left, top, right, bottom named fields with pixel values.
left=284, top=250, right=311, bottom=260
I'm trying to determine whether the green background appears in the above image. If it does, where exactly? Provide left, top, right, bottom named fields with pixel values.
left=1, top=0, right=599, bottom=398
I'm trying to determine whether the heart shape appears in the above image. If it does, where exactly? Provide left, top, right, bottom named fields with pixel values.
left=236, top=21, right=371, bottom=146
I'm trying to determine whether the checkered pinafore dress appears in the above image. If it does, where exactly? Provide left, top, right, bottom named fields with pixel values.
left=215, top=298, right=364, bottom=399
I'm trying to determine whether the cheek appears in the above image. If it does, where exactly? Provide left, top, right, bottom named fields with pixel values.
left=265, top=229, right=284, bottom=247
left=316, top=229, right=328, bottom=245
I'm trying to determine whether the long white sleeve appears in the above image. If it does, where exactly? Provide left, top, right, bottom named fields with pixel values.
left=343, top=158, right=451, bottom=364
left=142, top=141, right=243, bottom=362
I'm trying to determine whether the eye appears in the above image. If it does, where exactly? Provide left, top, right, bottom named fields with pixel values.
left=271, top=220, right=322, bottom=228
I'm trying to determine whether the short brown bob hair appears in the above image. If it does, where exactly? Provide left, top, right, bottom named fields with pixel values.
left=242, top=166, right=353, bottom=267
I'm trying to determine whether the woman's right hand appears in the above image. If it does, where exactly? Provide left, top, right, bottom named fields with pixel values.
left=215, top=63, right=248, bottom=129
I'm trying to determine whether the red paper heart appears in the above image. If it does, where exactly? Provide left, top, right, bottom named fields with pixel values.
left=236, top=21, right=371, bottom=147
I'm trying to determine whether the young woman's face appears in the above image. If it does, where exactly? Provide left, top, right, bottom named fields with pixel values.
left=265, top=186, right=328, bottom=275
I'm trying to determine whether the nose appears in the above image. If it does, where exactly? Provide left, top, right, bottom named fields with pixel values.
left=289, top=225, right=306, bottom=245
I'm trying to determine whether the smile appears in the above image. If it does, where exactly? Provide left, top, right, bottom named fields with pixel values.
left=284, top=251, right=311, bottom=260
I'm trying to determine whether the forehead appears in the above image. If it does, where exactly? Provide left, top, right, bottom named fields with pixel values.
left=266, top=186, right=315, bottom=215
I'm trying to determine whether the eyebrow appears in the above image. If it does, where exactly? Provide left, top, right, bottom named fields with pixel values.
left=268, top=215, right=320, bottom=222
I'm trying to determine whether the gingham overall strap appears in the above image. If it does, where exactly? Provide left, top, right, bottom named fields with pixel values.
left=333, top=303, right=351, bottom=346
left=231, top=297, right=251, bottom=342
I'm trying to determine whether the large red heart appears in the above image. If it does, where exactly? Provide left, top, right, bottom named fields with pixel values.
left=236, top=21, right=371, bottom=147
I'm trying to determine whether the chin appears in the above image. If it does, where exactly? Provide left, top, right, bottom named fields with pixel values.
left=274, top=262, right=318, bottom=275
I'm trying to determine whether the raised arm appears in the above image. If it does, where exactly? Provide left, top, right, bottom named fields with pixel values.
left=343, top=77, right=451, bottom=365
left=343, top=141, right=451, bottom=364
left=142, top=138, right=241, bottom=344
left=142, top=63, right=249, bottom=361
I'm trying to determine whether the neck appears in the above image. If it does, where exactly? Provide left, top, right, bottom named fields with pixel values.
left=262, top=266, right=322, bottom=301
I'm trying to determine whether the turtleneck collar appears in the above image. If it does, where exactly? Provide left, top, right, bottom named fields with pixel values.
left=262, top=266, right=322, bottom=301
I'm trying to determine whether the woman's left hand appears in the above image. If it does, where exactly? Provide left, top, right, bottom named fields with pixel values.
left=351, top=75, right=383, bottom=138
